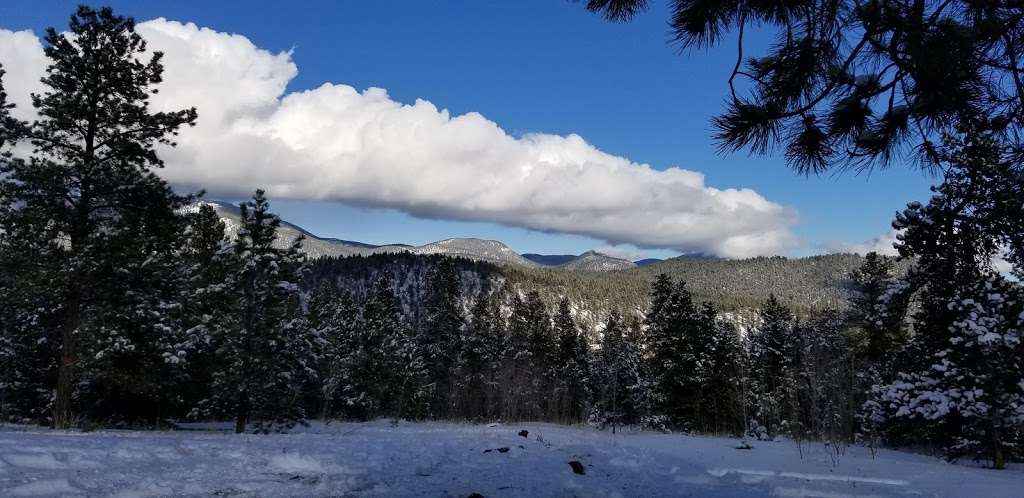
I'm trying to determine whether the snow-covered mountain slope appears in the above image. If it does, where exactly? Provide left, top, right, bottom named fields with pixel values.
left=191, top=201, right=362, bottom=259
left=2, top=421, right=1019, bottom=497
left=404, top=238, right=541, bottom=268
left=557, top=250, right=637, bottom=271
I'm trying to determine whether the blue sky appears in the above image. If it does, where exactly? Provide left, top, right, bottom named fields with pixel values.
left=0, top=1, right=936, bottom=259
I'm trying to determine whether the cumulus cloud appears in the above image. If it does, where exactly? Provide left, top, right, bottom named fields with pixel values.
left=0, top=19, right=799, bottom=258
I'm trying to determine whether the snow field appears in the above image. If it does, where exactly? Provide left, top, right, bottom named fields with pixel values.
left=0, top=421, right=1020, bottom=497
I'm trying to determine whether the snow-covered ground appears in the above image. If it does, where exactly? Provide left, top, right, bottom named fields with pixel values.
left=0, top=421, right=1020, bottom=497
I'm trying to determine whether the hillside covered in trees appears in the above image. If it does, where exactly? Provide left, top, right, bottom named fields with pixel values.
left=307, top=251, right=899, bottom=335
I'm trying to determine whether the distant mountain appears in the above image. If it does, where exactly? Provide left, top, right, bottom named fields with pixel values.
left=522, top=253, right=577, bottom=266
left=557, top=251, right=637, bottom=271
left=196, top=200, right=723, bottom=272
left=195, top=202, right=543, bottom=267
left=406, top=238, right=541, bottom=268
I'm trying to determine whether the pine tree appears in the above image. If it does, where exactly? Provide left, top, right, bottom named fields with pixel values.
left=0, top=6, right=197, bottom=428
left=789, top=312, right=858, bottom=445
left=179, top=204, right=234, bottom=417
left=699, top=303, right=748, bottom=435
left=592, top=310, right=642, bottom=432
left=307, top=282, right=360, bottom=420
left=552, top=298, right=590, bottom=424
left=360, top=273, right=428, bottom=420
left=453, top=294, right=506, bottom=420
left=749, top=294, right=797, bottom=437
left=871, top=275, right=1024, bottom=468
left=506, top=291, right=553, bottom=420
left=419, top=258, right=465, bottom=417
left=644, top=277, right=708, bottom=430
left=583, top=1, right=1024, bottom=176
left=199, top=191, right=313, bottom=433
left=0, top=67, right=56, bottom=422
left=849, top=253, right=910, bottom=364
left=76, top=203, right=192, bottom=425
left=0, top=251, right=58, bottom=423
left=866, top=129, right=1024, bottom=460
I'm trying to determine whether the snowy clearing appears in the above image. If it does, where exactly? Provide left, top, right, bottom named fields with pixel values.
left=0, top=421, right=1020, bottom=497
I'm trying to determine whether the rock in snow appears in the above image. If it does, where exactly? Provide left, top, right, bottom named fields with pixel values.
left=567, top=460, right=586, bottom=475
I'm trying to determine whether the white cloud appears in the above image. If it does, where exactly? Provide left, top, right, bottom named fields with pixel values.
left=0, top=29, right=46, bottom=121
left=0, top=19, right=799, bottom=258
left=828, top=229, right=901, bottom=256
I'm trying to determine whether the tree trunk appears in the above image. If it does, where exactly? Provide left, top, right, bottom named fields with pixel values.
left=234, top=407, right=247, bottom=434
left=235, top=391, right=248, bottom=434
left=992, top=422, right=1005, bottom=470
left=54, top=285, right=81, bottom=429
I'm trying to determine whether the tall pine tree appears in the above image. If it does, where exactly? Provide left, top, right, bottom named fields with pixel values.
left=0, top=7, right=197, bottom=427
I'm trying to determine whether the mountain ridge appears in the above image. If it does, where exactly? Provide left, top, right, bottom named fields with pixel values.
left=199, top=200, right=653, bottom=271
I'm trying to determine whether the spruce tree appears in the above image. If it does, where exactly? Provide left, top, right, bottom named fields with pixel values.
left=592, top=310, right=642, bottom=432
left=180, top=203, right=234, bottom=416
left=750, top=294, right=796, bottom=437
left=454, top=294, right=506, bottom=420
left=361, top=273, right=428, bottom=420
left=849, top=252, right=910, bottom=364
left=419, top=258, right=465, bottom=417
left=552, top=298, right=590, bottom=424
left=77, top=203, right=192, bottom=425
left=307, top=282, right=360, bottom=420
left=0, top=6, right=197, bottom=428
left=0, top=63, right=25, bottom=148
left=872, top=275, right=1023, bottom=468
left=199, top=191, right=313, bottom=433
left=700, top=302, right=747, bottom=435
left=506, top=291, right=553, bottom=420
left=644, top=277, right=707, bottom=430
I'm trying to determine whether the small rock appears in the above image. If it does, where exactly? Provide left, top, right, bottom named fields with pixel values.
left=483, top=447, right=510, bottom=454
left=518, top=430, right=529, bottom=438
left=568, top=461, right=586, bottom=475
